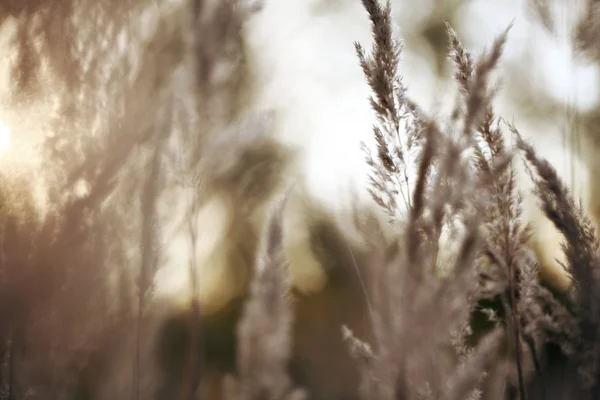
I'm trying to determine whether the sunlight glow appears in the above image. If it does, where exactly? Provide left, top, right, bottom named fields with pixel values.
left=0, top=120, right=10, bottom=154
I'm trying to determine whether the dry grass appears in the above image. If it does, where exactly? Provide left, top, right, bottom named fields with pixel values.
left=0, top=0, right=600, bottom=399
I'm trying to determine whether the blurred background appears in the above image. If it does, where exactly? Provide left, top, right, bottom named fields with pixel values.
left=0, top=0, right=597, bottom=398
left=398, top=0, right=599, bottom=199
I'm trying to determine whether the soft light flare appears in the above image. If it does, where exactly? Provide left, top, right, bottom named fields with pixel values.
left=0, top=120, right=10, bottom=154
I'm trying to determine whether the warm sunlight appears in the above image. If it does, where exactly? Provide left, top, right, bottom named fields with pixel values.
left=0, top=120, right=10, bottom=154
